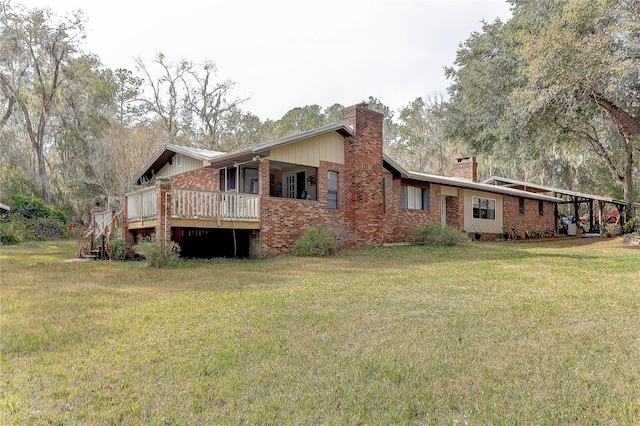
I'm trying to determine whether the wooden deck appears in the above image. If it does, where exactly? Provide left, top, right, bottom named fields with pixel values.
left=125, top=187, right=261, bottom=230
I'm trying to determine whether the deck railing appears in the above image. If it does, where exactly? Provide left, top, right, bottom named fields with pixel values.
left=125, top=187, right=261, bottom=223
left=173, top=188, right=261, bottom=221
left=125, top=186, right=157, bottom=222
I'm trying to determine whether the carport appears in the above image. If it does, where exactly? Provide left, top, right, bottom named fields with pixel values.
left=482, top=176, right=639, bottom=236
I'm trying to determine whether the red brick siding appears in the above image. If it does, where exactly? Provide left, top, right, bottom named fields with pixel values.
left=446, top=189, right=464, bottom=229
left=171, top=167, right=218, bottom=190
left=382, top=176, right=443, bottom=242
left=503, top=197, right=556, bottom=237
left=260, top=160, right=349, bottom=256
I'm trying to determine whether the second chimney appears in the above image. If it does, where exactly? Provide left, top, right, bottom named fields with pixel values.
left=453, top=157, right=477, bottom=182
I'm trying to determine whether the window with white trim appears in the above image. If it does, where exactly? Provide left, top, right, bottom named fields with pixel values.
left=327, top=171, right=338, bottom=209
left=472, top=197, right=496, bottom=220
left=401, top=185, right=430, bottom=210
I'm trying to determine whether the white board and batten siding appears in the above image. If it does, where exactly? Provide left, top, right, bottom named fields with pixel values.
left=463, top=189, right=504, bottom=234
left=156, top=155, right=204, bottom=179
left=268, top=133, right=345, bottom=167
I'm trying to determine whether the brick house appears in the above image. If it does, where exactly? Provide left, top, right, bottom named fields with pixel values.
left=123, top=103, right=560, bottom=257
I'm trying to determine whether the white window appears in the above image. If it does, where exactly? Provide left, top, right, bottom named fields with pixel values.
left=473, top=197, right=496, bottom=220
left=175, top=154, right=182, bottom=167
left=401, top=185, right=429, bottom=210
left=327, top=171, right=338, bottom=209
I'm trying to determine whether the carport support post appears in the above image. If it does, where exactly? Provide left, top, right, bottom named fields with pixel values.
left=571, top=199, right=581, bottom=235
left=618, top=204, right=626, bottom=228
left=598, top=201, right=604, bottom=237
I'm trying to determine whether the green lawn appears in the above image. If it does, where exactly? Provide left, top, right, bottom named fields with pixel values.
left=1, top=238, right=639, bottom=424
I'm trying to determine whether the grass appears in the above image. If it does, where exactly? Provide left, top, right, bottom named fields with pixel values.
left=1, top=238, right=639, bottom=424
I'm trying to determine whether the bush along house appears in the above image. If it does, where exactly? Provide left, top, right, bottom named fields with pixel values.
left=122, top=103, right=560, bottom=258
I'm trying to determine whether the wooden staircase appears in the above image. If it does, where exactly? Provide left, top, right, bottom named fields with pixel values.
left=85, top=246, right=106, bottom=260
left=82, top=206, right=123, bottom=260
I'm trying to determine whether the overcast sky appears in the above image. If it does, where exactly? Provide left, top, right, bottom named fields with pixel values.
left=16, top=0, right=512, bottom=121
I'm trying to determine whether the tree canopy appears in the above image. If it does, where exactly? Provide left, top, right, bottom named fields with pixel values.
left=443, top=0, right=639, bottom=207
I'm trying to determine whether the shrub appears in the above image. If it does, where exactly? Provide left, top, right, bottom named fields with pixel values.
left=0, top=218, right=27, bottom=245
left=0, top=216, right=69, bottom=244
left=293, top=226, right=344, bottom=257
left=134, top=239, right=181, bottom=268
left=605, top=223, right=623, bottom=237
left=623, top=216, right=639, bottom=234
left=29, top=217, right=69, bottom=240
left=412, top=222, right=469, bottom=247
left=108, top=236, right=131, bottom=261
left=10, top=194, right=68, bottom=225
left=1, top=195, right=69, bottom=243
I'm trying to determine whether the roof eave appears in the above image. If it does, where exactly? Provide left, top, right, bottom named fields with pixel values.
left=406, top=172, right=562, bottom=202
left=132, top=143, right=226, bottom=185
left=133, top=144, right=171, bottom=185
left=483, top=176, right=634, bottom=206
left=205, top=149, right=254, bottom=169
left=382, top=154, right=408, bottom=178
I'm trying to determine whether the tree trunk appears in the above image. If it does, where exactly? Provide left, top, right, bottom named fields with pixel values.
left=36, top=145, right=51, bottom=204
left=622, top=148, right=634, bottom=218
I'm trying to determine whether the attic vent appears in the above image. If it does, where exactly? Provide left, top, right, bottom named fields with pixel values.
left=175, top=154, right=182, bottom=167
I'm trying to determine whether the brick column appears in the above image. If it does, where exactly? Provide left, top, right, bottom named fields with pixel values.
left=121, top=195, right=134, bottom=247
left=157, top=178, right=172, bottom=246
left=258, top=158, right=270, bottom=196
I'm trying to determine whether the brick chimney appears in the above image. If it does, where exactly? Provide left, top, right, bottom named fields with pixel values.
left=453, top=156, right=477, bottom=181
left=342, top=103, right=384, bottom=247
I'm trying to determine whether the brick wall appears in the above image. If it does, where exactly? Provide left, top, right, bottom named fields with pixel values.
left=382, top=175, right=443, bottom=242
left=260, top=160, right=349, bottom=256
left=172, top=167, right=218, bottom=190
left=446, top=189, right=464, bottom=229
left=503, top=197, right=556, bottom=237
